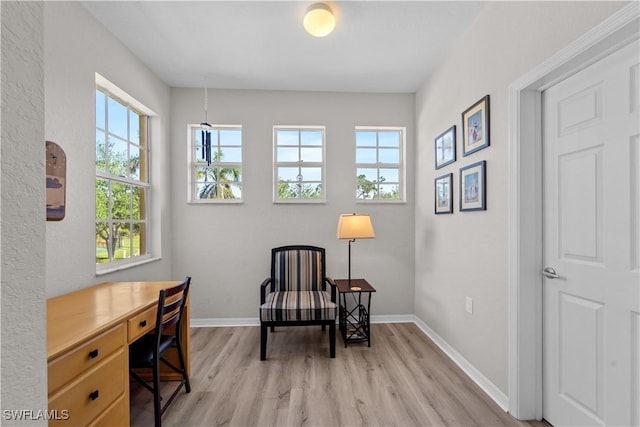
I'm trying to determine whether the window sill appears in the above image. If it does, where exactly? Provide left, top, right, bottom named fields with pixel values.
left=356, top=199, right=407, bottom=204
left=188, top=199, right=244, bottom=205
left=96, top=256, right=162, bottom=276
left=273, top=199, right=327, bottom=204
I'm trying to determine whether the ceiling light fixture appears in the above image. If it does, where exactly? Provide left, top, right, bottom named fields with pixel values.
left=303, top=3, right=335, bottom=38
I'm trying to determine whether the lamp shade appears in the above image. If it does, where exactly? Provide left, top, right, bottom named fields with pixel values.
left=337, top=213, right=375, bottom=239
left=303, top=3, right=335, bottom=37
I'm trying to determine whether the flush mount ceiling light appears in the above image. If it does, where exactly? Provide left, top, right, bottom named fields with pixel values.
left=303, top=3, right=335, bottom=37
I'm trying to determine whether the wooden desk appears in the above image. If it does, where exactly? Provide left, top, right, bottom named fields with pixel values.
left=47, top=281, right=190, bottom=426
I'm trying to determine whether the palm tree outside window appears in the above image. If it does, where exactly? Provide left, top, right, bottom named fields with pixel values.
left=189, top=124, right=243, bottom=203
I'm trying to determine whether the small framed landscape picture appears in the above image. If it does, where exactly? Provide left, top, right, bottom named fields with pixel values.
left=434, top=125, right=456, bottom=169
left=462, top=95, right=490, bottom=156
left=459, top=161, right=486, bottom=211
left=46, top=140, right=66, bottom=221
left=434, top=173, right=453, bottom=214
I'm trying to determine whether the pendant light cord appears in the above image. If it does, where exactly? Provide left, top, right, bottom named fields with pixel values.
left=203, top=87, right=208, bottom=125
left=201, top=87, right=212, bottom=166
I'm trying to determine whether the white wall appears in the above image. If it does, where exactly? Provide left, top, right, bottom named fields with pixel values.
left=414, top=1, right=628, bottom=395
left=170, top=89, right=415, bottom=320
left=1, top=1, right=48, bottom=419
left=44, top=2, right=173, bottom=297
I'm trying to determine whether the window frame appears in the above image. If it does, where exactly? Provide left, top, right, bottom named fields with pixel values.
left=95, top=86, right=152, bottom=271
left=273, top=125, right=327, bottom=204
left=187, top=124, right=243, bottom=204
left=355, top=126, right=406, bottom=203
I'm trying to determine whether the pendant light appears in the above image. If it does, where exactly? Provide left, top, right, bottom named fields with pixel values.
left=200, top=88, right=212, bottom=166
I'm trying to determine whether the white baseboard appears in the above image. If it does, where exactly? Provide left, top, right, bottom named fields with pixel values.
left=191, top=314, right=414, bottom=328
left=191, top=317, right=259, bottom=327
left=370, top=314, right=414, bottom=323
left=190, top=314, right=508, bottom=412
left=411, top=315, right=509, bottom=412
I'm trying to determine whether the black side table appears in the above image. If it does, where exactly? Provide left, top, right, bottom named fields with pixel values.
left=334, top=279, right=376, bottom=347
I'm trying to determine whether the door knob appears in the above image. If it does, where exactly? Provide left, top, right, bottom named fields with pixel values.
left=542, top=267, right=560, bottom=279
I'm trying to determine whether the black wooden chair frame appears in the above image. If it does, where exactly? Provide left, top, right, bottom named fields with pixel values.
left=260, top=245, right=337, bottom=360
left=129, top=276, right=191, bottom=427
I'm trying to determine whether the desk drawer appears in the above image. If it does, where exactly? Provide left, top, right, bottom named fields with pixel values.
left=88, top=394, right=129, bottom=427
left=48, top=325, right=125, bottom=394
left=128, top=306, right=156, bottom=343
left=49, top=349, right=126, bottom=427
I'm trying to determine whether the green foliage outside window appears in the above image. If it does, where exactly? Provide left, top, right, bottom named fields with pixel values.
left=277, top=181, right=322, bottom=199
left=95, top=140, right=145, bottom=263
left=355, top=128, right=403, bottom=201
left=95, top=88, right=147, bottom=264
left=356, top=174, right=399, bottom=200
left=195, top=151, right=241, bottom=200
left=192, top=127, right=243, bottom=201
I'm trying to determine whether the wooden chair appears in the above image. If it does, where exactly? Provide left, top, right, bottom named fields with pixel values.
left=259, top=245, right=337, bottom=360
left=129, top=277, right=191, bottom=427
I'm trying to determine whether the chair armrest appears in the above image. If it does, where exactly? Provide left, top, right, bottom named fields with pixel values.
left=260, top=278, right=273, bottom=304
left=325, top=276, right=337, bottom=302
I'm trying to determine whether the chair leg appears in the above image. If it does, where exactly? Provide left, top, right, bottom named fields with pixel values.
left=260, top=323, right=268, bottom=360
left=152, top=356, right=162, bottom=427
left=175, top=338, right=191, bottom=393
left=329, top=322, right=336, bottom=358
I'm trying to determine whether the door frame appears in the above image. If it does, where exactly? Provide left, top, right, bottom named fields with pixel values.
left=507, top=3, right=639, bottom=420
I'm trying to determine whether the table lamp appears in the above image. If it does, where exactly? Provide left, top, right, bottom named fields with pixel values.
left=336, top=213, right=375, bottom=289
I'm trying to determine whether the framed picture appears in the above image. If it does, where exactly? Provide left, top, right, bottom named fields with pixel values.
left=434, top=173, right=453, bottom=214
left=462, top=95, right=490, bottom=156
left=46, top=141, right=66, bottom=221
left=434, top=125, right=456, bottom=169
left=459, top=160, right=486, bottom=211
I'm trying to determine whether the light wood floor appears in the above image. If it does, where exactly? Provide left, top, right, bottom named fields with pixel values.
left=130, top=323, right=547, bottom=427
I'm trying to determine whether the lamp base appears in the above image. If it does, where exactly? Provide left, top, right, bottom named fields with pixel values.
left=350, top=286, right=361, bottom=291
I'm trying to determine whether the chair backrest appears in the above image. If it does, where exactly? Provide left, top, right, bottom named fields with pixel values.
left=154, top=276, right=191, bottom=340
left=271, top=245, right=325, bottom=292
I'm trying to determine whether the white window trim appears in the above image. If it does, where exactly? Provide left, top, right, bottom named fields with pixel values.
left=96, top=254, right=159, bottom=276
left=187, top=124, right=243, bottom=204
left=273, top=125, right=327, bottom=204
left=95, top=77, right=155, bottom=273
left=355, top=125, right=407, bottom=203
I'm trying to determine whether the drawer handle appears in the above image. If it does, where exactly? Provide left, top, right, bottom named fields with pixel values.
left=139, top=320, right=147, bottom=327
left=88, top=349, right=99, bottom=359
left=89, top=390, right=99, bottom=401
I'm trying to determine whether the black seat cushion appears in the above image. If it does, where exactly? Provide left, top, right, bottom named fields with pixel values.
left=129, top=334, right=176, bottom=366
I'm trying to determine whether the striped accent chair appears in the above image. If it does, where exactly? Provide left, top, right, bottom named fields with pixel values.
left=259, top=245, right=337, bottom=360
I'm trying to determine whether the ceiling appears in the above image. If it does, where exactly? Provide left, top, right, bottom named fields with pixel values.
left=81, top=1, right=487, bottom=93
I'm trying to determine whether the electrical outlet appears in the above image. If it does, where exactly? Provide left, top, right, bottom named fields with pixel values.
left=466, top=296, right=473, bottom=314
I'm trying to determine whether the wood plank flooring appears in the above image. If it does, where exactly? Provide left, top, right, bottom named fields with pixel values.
left=130, top=323, right=547, bottom=427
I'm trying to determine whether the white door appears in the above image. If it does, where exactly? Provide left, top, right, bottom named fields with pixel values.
left=543, top=40, right=640, bottom=427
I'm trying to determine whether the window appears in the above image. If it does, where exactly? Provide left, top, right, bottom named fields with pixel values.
left=274, top=126, right=325, bottom=202
left=355, top=127, right=405, bottom=201
left=188, top=124, right=242, bottom=202
left=95, top=88, right=149, bottom=266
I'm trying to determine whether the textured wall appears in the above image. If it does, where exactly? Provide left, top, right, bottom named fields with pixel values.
left=1, top=1, right=48, bottom=422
